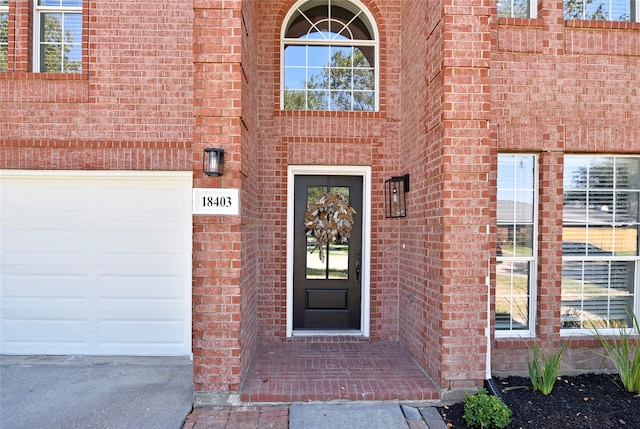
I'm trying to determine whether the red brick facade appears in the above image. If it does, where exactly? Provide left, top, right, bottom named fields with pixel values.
left=1, top=0, right=638, bottom=398
left=1, top=0, right=193, bottom=169
left=490, top=1, right=640, bottom=375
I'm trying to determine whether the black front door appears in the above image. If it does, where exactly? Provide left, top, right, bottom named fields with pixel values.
left=293, top=175, right=363, bottom=330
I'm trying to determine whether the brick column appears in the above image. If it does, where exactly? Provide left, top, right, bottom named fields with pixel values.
left=192, top=0, right=244, bottom=401
left=538, top=1, right=565, bottom=56
left=536, top=8, right=567, bottom=348
left=438, top=0, right=493, bottom=392
left=537, top=151, right=565, bottom=342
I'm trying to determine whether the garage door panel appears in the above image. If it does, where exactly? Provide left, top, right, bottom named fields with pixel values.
left=3, top=266, right=189, bottom=305
left=1, top=318, right=190, bottom=356
left=99, top=319, right=188, bottom=344
left=2, top=294, right=89, bottom=309
left=3, top=224, right=189, bottom=267
left=94, top=343, right=190, bottom=355
left=1, top=171, right=192, bottom=356
left=2, top=222, right=91, bottom=265
left=2, top=316, right=91, bottom=345
left=97, top=268, right=190, bottom=307
left=95, top=182, right=191, bottom=222
left=2, top=268, right=91, bottom=300
left=96, top=317, right=190, bottom=355
left=96, top=224, right=190, bottom=264
left=98, top=275, right=188, bottom=302
left=2, top=181, right=90, bottom=221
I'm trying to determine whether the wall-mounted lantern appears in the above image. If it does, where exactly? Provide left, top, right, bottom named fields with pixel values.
left=203, top=148, right=224, bottom=176
left=384, top=174, right=409, bottom=218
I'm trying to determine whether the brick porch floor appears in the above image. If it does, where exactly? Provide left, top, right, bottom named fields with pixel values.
left=241, top=342, right=440, bottom=402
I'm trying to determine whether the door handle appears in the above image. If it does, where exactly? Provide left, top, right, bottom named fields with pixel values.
left=355, top=252, right=361, bottom=281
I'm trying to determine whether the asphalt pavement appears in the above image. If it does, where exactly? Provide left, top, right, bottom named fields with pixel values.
left=1, top=355, right=193, bottom=429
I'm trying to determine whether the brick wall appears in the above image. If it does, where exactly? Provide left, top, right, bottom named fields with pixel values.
left=191, top=0, right=252, bottom=394
left=491, top=1, right=640, bottom=375
left=437, top=0, right=494, bottom=390
left=399, top=0, right=444, bottom=387
left=388, top=0, right=496, bottom=392
left=254, top=0, right=404, bottom=343
left=4, top=0, right=639, bottom=398
left=1, top=0, right=193, bottom=171
left=239, top=0, right=260, bottom=389
left=255, top=0, right=493, bottom=393
left=254, top=0, right=288, bottom=342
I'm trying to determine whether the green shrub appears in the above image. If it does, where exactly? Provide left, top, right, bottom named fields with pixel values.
left=463, top=388, right=512, bottom=429
left=527, top=342, right=566, bottom=395
left=591, top=313, right=640, bottom=394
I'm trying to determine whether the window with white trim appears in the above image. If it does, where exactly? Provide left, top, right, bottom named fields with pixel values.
left=562, top=156, right=639, bottom=332
left=564, top=0, right=639, bottom=22
left=496, top=154, right=538, bottom=335
left=34, top=0, right=82, bottom=73
left=497, top=0, right=538, bottom=18
left=281, top=0, right=378, bottom=111
left=0, top=0, right=8, bottom=72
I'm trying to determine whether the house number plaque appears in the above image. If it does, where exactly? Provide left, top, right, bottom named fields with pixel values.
left=193, top=188, right=239, bottom=215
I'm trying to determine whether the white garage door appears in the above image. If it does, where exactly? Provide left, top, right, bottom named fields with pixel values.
left=0, top=171, right=192, bottom=356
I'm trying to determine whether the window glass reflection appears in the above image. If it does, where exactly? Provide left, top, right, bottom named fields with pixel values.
left=562, top=156, right=639, bottom=330
left=282, top=1, right=377, bottom=111
left=496, top=261, right=530, bottom=330
left=496, top=154, right=536, bottom=333
left=305, top=186, right=350, bottom=280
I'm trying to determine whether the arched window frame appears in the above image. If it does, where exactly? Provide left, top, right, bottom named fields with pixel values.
left=280, top=0, right=379, bottom=112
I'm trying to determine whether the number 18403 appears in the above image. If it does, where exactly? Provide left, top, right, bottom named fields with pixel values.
left=202, top=196, right=232, bottom=208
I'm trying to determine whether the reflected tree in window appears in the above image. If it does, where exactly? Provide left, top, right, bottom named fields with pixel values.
left=282, top=0, right=377, bottom=112
left=41, top=13, right=81, bottom=72
left=284, top=49, right=374, bottom=111
left=497, top=0, right=531, bottom=18
left=305, top=186, right=353, bottom=279
left=0, top=0, right=8, bottom=72
left=564, top=0, right=632, bottom=21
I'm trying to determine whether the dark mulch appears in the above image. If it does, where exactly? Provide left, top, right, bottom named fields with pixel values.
left=438, top=374, right=640, bottom=429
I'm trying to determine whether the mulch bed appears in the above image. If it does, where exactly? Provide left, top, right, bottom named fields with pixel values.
left=438, top=374, right=640, bottom=429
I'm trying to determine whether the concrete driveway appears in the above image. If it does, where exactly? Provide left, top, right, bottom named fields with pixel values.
left=1, top=355, right=193, bottom=429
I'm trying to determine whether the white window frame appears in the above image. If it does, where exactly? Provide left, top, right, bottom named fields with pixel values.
left=0, top=1, right=8, bottom=72
left=495, top=154, right=539, bottom=338
left=497, top=0, right=538, bottom=19
left=564, top=0, right=639, bottom=22
left=280, top=0, right=379, bottom=112
left=33, top=0, right=82, bottom=73
left=561, top=155, right=640, bottom=337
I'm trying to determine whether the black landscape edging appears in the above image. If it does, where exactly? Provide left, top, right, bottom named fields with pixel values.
left=484, top=377, right=505, bottom=400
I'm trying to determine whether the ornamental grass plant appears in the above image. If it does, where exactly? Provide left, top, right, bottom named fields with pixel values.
left=591, top=313, right=640, bottom=394
left=527, top=342, right=566, bottom=395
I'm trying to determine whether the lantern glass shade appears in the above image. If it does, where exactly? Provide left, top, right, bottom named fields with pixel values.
left=384, top=175, right=409, bottom=218
left=203, top=148, right=224, bottom=176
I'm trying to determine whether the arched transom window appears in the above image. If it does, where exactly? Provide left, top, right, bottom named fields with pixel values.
left=281, top=0, right=378, bottom=111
